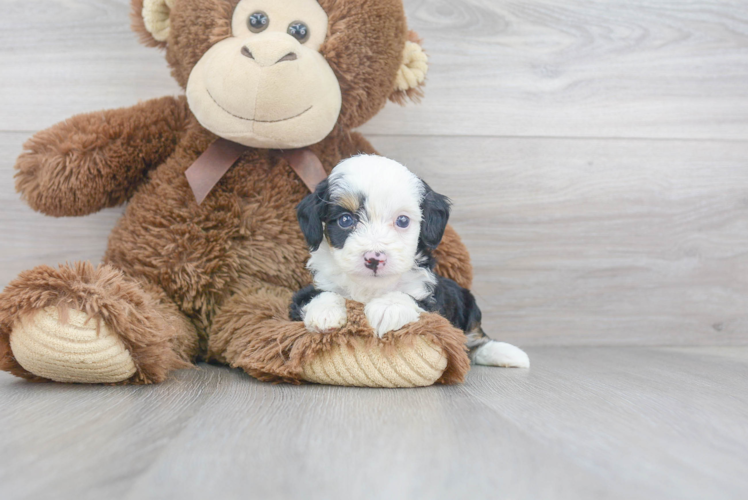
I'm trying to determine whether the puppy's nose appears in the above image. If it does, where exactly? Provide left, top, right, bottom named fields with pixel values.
left=364, top=252, right=387, bottom=272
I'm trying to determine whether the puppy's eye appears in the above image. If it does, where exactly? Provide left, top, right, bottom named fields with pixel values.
left=396, top=215, right=410, bottom=228
left=288, top=22, right=310, bottom=43
left=248, top=12, right=269, bottom=33
left=338, top=214, right=355, bottom=229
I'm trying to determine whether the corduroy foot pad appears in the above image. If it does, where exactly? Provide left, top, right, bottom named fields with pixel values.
left=10, top=307, right=136, bottom=383
left=301, top=335, right=448, bottom=388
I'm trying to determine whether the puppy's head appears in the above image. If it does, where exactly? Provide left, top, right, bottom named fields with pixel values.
left=297, top=155, right=450, bottom=280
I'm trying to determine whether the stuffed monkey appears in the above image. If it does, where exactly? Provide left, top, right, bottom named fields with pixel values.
left=0, top=0, right=473, bottom=387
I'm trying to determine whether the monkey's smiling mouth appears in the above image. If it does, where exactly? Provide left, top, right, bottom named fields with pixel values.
left=207, top=90, right=313, bottom=123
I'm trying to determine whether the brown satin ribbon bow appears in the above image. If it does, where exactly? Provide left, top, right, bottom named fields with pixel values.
left=184, top=138, right=327, bottom=204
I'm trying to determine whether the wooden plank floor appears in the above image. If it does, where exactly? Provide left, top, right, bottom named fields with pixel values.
left=1, top=1, right=748, bottom=499
left=2, top=347, right=747, bottom=500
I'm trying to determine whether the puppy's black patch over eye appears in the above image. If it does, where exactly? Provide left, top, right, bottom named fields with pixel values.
left=396, top=215, right=410, bottom=228
left=338, top=214, right=355, bottom=229
left=248, top=12, right=269, bottom=33
left=288, top=22, right=310, bottom=43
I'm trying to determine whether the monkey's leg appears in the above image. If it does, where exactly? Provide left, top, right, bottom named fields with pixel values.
left=208, top=282, right=471, bottom=387
left=0, top=262, right=198, bottom=384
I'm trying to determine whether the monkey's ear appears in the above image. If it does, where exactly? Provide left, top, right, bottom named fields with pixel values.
left=297, top=179, right=330, bottom=252
left=390, top=31, right=429, bottom=105
left=131, top=0, right=174, bottom=48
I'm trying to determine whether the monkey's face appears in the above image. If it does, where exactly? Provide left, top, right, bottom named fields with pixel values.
left=135, top=0, right=428, bottom=147
left=185, top=0, right=342, bottom=148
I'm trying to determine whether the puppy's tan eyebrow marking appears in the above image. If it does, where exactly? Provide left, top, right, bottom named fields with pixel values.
left=337, top=194, right=360, bottom=213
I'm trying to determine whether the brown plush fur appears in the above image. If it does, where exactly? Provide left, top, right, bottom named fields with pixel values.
left=0, top=263, right=196, bottom=383
left=3, top=0, right=474, bottom=385
left=15, top=96, right=190, bottom=217
left=432, top=225, right=474, bottom=290
left=210, top=291, right=470, bottom=385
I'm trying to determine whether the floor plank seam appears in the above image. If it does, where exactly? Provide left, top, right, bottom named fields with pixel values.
left=363, top=133, right=748, bottom=143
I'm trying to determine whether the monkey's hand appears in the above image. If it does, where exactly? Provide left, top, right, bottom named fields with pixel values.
left=15, top=96, right=189, bottom=217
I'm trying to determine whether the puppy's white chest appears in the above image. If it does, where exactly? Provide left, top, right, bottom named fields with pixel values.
left=324, top=267, right=435, bottom=304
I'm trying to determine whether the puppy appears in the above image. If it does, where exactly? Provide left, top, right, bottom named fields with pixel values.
left=290, top=155, right=529, bottom=368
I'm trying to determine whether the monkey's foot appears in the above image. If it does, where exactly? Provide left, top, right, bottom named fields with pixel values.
left=301, top=335, right=448, bottom=388
left=10, top=307, right=136, bottom=383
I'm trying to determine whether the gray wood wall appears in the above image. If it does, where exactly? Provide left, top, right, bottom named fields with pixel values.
left=1, top=0, right=746, bottom=346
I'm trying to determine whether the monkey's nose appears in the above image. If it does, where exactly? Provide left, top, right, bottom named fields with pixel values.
left=275, top=52, right=298, bottom=63
left=241, top=46, right=254, bottom=59
left=364, top=252, right=387, bottom=272
left=240, top=46, right=298, bottom=66
left=241, top=32, right=302, bottom=67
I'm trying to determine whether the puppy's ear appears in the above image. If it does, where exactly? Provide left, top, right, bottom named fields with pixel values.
left=296, top=179, right=330, bottom=251
left=419, top=182, right=451, bottom=250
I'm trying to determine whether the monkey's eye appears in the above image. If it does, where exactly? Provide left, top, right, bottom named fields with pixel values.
left=248, top=12, right=269, bottom=33
left=396, top=216, right=410, bottom=228
left=338, top=214, right=355, bottom=229
left=288, top=22, right=310, bottom=43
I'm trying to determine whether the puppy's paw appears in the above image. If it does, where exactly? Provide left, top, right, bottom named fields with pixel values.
left=365, top=292, right=423, bottom=338
left=473, top=341, right=530, bottom=368
left=303, top=292, right=348, bottom=333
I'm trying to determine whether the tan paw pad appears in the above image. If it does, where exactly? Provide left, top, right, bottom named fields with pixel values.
left=10, top=307, right=136, bottom=384
left=301, top=336, right=448, bottom=388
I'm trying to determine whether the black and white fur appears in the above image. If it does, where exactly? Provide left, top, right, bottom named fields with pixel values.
left=290, top=155, right=529, bottom=368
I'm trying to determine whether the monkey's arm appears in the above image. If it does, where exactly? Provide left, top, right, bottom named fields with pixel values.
left=15, top=96, right=190, bottom=217
left=209, top=285, right=470, bottom=386
left=345, top=132, right=474, bottom=289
